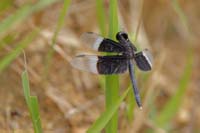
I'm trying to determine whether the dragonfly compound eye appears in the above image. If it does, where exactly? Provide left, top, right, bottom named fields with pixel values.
left=116, top=31, right=129, bottom=41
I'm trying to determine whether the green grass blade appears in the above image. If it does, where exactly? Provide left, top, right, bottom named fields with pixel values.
left=105, top=75, right=119, bottom=133
left=0, top=0, right=59, bottom=37
left=155, top=50, right=193, bottom=128
left=108, top=0, right=119, bottom=39
left=22, top=71, right=31, bottom=103
left=87, top=87, right=131, bottom=133
left=22, top=71, right=42, bottom=133
left=96, top=0, right=106, bottom=36
left=95, top=0, right=107, bottom=91
left=44, top=0, right=71, bottom=77
left=105, top=0, right=119, bottom=132
left=154, top=1, right=193, bottom=128
left=30, top=96, right=43, bottom=133
left=0, top=31, right=37, bottom=73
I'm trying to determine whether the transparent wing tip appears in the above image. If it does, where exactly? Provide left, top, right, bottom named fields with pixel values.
left=143, top=49, right=153, bottom=67
left=80, top=32, right=104, bottom=50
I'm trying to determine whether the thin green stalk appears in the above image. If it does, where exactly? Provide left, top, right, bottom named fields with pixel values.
left=0, top=31, right=37, bottom=73
left=87, top=87, right=131, bottom=133
left=96, top=0, right=106, bottom=36
left=155, top=50, right=193, bottom=128
left=44, top=0, right=71, bottom=78
left=95, top=0, right=107, bottom=90
left=152, top=0, right=193, bottom=130
left=105, top=0, right=119, bottom=133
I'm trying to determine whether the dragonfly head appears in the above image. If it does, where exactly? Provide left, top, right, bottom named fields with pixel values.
left=116, top=31, right=129, bottom=42
left=116, top=31, right=137, bottom=52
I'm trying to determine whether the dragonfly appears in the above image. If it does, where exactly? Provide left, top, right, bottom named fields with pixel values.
left=70, top=31, right=153, bottom=109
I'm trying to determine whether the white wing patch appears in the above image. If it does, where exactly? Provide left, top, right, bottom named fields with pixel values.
left=142, top=49, right=153, bottom=68
left=80, top=32, right=104, bottom=51
left=70, top=54, right=98, bottom=74
left=92, top=36, right=104, bottom=50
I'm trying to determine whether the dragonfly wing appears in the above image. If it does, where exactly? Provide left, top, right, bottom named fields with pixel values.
left=70, top=54, right=128, bottom=74
left=134, top=49, right=153, bottom=71
left=81, top=32, right=125, bottom=53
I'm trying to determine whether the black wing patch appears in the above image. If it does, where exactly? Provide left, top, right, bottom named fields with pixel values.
left=70, top=54, right=128, bottom=74
left=97, top=55, right=128, bottom=74
left=81, top=32, right=125, bottom=53
left=134, top=49, right=153, bottom=71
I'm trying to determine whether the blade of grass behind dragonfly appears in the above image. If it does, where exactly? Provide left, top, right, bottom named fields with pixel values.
left=22, top=71, right=42, bottom=133
left=87, top=87, right=131, bottom=133
left=105, top=0, right=120, bottom=132
left=44, top=0, right=71, bottom=78
left=96, top=0, right=106, bottom=36
left=95, top=0, right=107, bottom=90
left=0, top=0, right=60, bottom=38
left=87, top=1, right=125, bottom=131
left=154, top=49, right=193, bottom=129
left=0, top=31, right=37, bottom=73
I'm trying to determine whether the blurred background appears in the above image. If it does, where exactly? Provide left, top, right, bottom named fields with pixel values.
left=0, top=0, right=200, bottom=132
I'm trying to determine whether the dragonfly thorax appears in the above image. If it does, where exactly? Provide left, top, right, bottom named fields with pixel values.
left=116, top=31, right=137, bottom=57
left=122, top=45, right=135, bottom=59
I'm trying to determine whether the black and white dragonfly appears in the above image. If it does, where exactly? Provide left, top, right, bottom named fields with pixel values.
left=70, top=31, right=153, bottom=109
